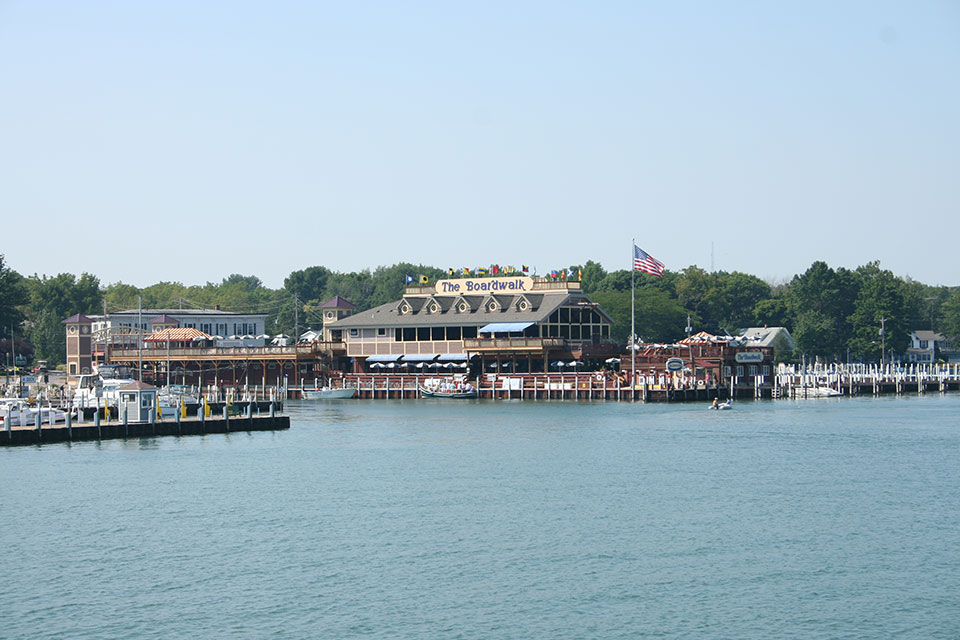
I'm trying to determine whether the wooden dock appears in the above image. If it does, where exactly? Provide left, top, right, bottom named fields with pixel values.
left=2, top=412, right=289, bottom=447
left=292, top=364, right=960, bottom=403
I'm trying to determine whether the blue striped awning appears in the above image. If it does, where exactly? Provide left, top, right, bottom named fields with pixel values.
left=478, top=322, right=534, bottom=333
left=437, top=353, right=469, bottom=362
left=365, top=354, right=402, bottom=362
left=400, top=354, right=440, bottom=362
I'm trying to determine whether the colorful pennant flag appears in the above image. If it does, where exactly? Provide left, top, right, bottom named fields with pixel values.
left=405, top=275, right=414, bottom=284
left=419, top=275, right=429, bottom=284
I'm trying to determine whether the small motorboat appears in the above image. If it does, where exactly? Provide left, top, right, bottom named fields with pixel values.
left=418, top=385, right=478, bottom=399
left=709, top=400, right=732, bottom=410
left=303, top=387, right=357, bottom=400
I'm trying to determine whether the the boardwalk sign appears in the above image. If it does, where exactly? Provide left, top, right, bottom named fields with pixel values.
left=735, top=351, right=764, bottom=363
left=436, top=276, right=535, bottom=294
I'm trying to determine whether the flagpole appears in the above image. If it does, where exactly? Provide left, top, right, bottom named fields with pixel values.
left=631, top=238, right=635, bottom=395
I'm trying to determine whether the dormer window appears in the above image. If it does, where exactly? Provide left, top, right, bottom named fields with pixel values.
left=399, top=302, right=411, bottom=315
left=429, top=302, right=440, bottom=314
left=517, top=300, right=529, bottom=312
left=457, top=301, right=468, bottom=313
left=486, top=300, right=499, bottom=312
left=326, top=311, right=335, bottom=320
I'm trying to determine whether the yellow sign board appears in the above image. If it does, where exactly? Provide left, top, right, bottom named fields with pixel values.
left=435, top=277, right=535, bottom=295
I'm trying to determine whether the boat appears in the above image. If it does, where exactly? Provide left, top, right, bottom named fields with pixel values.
left=419, top=385, right=478, bottom=399
left=791, top=386, right=842, bottom=398
left=71, top=365, right=137, bottom=412
left=0, top=400, right=71, bottom=426
left=709, top=400, right=732, bottom=410
left=303, top=387, right=357, bottom=399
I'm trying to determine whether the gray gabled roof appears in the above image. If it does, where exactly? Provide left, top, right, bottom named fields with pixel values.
left=327, top=292, right=612, bottom=329
left=738, top=327, right=795, bottom=349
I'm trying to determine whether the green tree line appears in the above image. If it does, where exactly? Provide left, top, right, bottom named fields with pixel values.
left=1, top=253, right=958, bottom=366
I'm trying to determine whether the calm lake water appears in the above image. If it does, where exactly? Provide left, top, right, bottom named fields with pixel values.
left=2, top=395, right=959, bottom=639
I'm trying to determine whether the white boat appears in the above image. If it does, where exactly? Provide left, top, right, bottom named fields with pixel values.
left=791, top=386, right=842, bottom=398
left=418, top=385, right=478, bottom=399
left=709, top=400, right=732, bottom=410
left=0, top=400, right=71, bottom=426
left=303, top=387, right=357, bottom=399
left=71, top=365, right=137, bottom=411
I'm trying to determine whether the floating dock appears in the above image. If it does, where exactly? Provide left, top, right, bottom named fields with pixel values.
left=2, top=413, right=289, bottom=447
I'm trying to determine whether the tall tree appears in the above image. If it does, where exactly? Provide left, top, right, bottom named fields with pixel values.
left=783, top=261, right=859, bottom=359
left=941, top=290, right=960, bottom=346
left=0, top=254, right=28, bottom=335
left=24, top=272, right=102, bottom=364
left=847, top=262, right=909, bottom=361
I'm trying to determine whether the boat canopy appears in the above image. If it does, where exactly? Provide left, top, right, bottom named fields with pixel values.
left=365, top=354, right=402, bottom=362
left=437, top=353, right=469, bottom=362
left=400, top=354, right=439, bottom=362
left=478, top=322, right=534, bottom=333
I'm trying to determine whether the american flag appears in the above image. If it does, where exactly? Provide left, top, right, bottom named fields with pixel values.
left=633, top=244, right=665, bottom=277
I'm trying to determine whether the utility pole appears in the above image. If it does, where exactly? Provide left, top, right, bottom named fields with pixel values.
left=685, top=314, right=694, bottom=379
left=138, top=295, right=143, bottom=382
left=294, top=296, right=299, bottom=345
left=879, top=317, right=886, bottom=367
left=630, top=239, right=636, bottom=393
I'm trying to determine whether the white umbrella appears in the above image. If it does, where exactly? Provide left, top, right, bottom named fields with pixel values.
left=568, top=361, right=579, bottom=367
left=487, top=363, right=498, bottom=369
left=212, top=335, right=224, bottom=340
left=605, top=357, right=621, bottom=363
left=191, top=335, right=207, bottom=342
left=242, top=334, right=254, bottom=340
left=228, top=335, right=240, bottom=340
left=274, top=334, right=289, bottom=339
left=256, top=334, right=270, bottom=339
left=552, top=360, right=567, bottom=367
left=370, top=362, right=384, bottom=369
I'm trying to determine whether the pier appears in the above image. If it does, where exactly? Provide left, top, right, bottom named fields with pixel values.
left=290, top=363, right=960, bottom=402
left=1, top=404, right=289, bottom=447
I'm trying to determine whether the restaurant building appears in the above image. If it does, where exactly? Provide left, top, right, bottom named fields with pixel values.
left=323, top=276, right=618, bottom=374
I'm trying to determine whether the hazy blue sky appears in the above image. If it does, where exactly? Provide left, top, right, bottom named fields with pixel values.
left=2, top=1, right=958, bottom=288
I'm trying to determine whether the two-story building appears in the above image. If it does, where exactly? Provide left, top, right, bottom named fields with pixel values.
left=904, top=330, right=960, bottom=364
left=323, top=276, right=617, bottom=374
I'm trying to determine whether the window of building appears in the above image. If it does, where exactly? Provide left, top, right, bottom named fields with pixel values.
left=417, top=327, right=430, bottom=341
left=447, top=326, right=461, bottom=340
left=559, top=308, right=570, bottom=323
left=377, top=328, right=386, bottom=336
left=403, top=328, right=416, bottom=341
left=749, top=365, right=757, bottom=377
left=919, top=340, right=929, bottom=348
left=349, top=329, right=359, bottom=337
left=462, top=326, right=477, bottom=339
left=736, top=365, right=744, bottom=377
left=431, top=327, right=444, bottom=340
